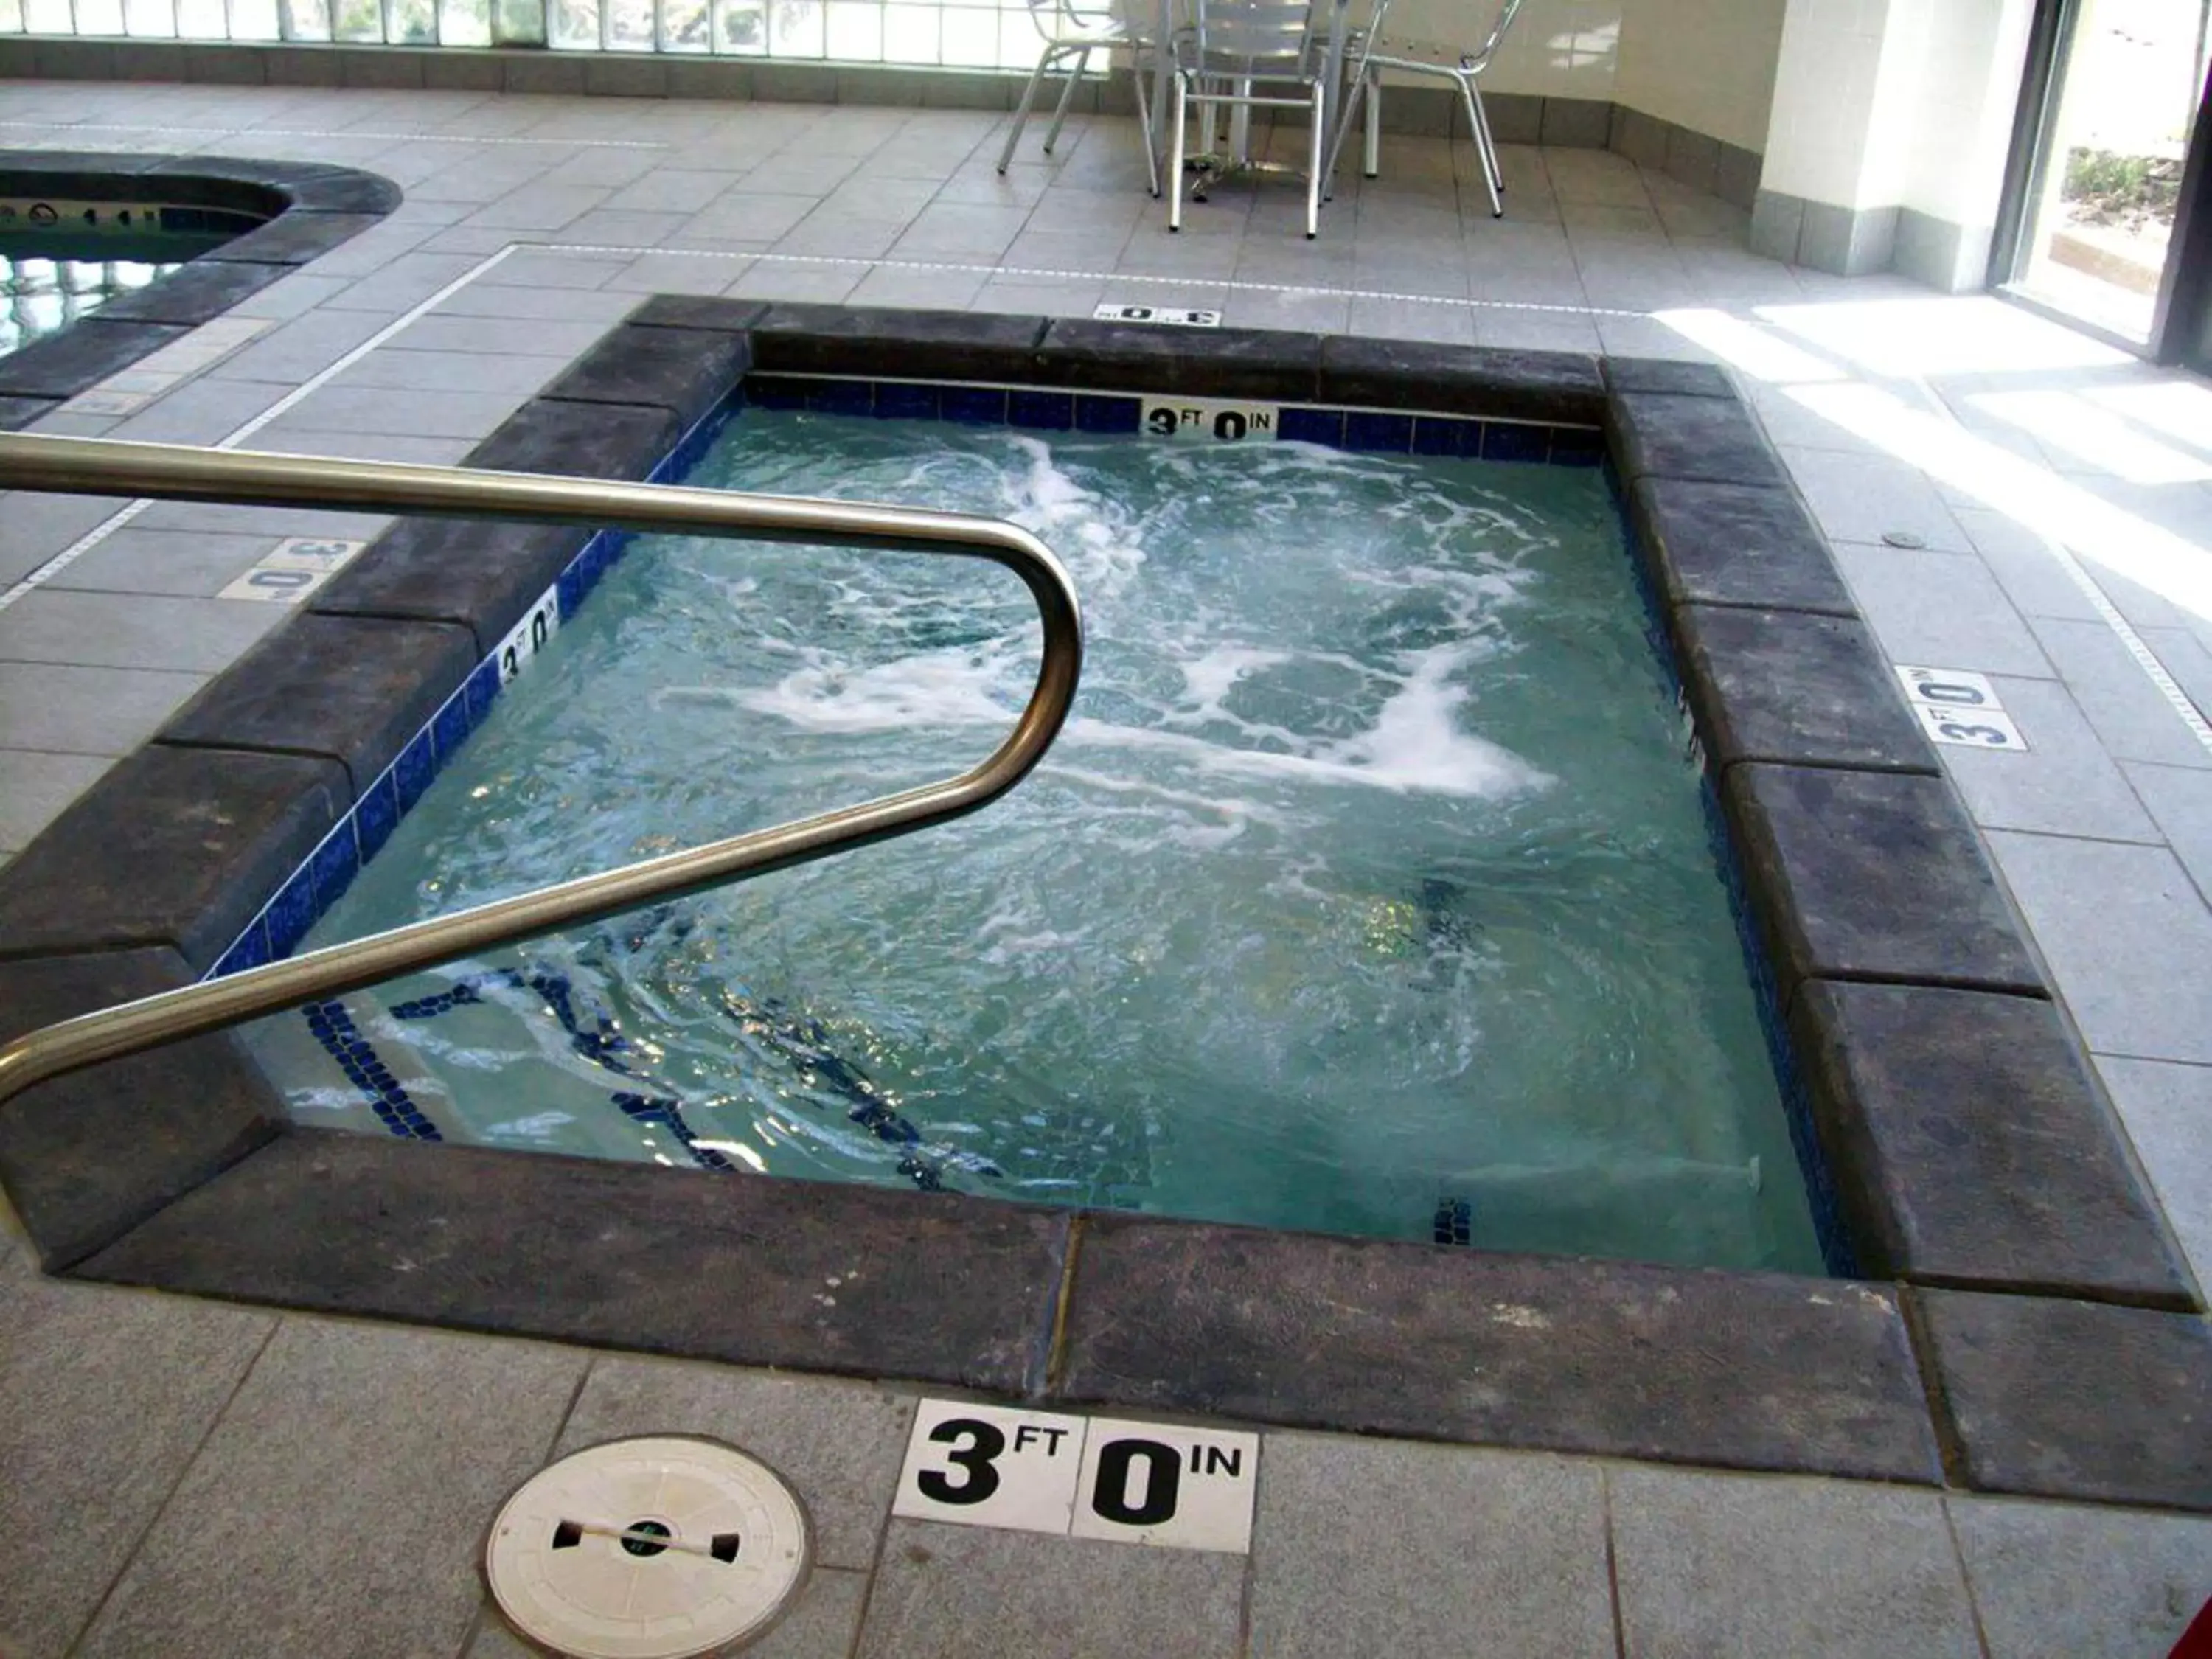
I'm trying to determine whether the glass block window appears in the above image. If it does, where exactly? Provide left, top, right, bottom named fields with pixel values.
left=0, top=0, right=1057, bottom=71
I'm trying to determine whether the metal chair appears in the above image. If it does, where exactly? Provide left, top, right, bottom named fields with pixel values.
left=1325, top=0, right=1525, bottom=217
left=998, top=0, right=1160, bottom=196
left=1168, top=0, right=1330, bottom=238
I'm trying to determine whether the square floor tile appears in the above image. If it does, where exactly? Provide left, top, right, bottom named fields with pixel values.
left=2032, top=617, right=2212, bottom=770
left=1248, top=1435, right=1613, bottom=1658
left=2096, top=1054, right=2212, bottom=1284
left=0, top=1278, right=273, bottom=1659
left=1940, top=675, right=2160, bottom=841
left=1610, top=1465, right=1978, bottom=1659
left=75, top=1318, right=585, bottom=1659
left=1986, top=830, right=2212, bottom=1063
left=1844, top=547, right=2053, bottom=678
left=856, top=1520, right=1242, bottom=1659
left=1950, top=1496, right=2212, bottom=1659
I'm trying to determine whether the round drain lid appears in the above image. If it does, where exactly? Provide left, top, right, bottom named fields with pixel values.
left=485, top=1435, right=812, bottom=1659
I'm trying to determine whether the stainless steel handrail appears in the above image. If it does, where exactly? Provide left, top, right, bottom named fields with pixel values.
left=0, top=432, right=1082, bottom=1108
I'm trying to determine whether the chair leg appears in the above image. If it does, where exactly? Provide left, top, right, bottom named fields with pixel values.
left=1363, top=66, right=1381, bottom=178
left=1169, top=73, right=1187, bottom=231
left=998, top=48, right=1057, bottom=175
left=1304, top=80, right=1322, bottom=238
left=1042, top=42, right=1088, bottom=155
left=1461, top=75, right=1501, bottom=215
left=1132, top=44, right=1159, bottom=197
left=1321, top=66, right=1363, bottom=199
left=1470, top=81, right=1504, bottom=194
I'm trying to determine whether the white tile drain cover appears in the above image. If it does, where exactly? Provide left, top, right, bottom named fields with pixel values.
left=485, top=1436, right=812, bottom=1659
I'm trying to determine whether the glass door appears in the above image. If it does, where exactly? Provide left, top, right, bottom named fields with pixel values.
left=1998, top=0, right=2212, bottom=352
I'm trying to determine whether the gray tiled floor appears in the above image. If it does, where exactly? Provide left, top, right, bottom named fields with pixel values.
left=1, top=75, right=2211, bottom=1658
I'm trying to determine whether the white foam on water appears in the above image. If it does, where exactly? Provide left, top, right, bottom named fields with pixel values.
left=732, top=644, right=1019, bottom=734
left=999, top=434, right=1148, bottom=597
left=1315, top=642, right=1545, bottom=796
left=1178, top=644, right=1290, bottom=714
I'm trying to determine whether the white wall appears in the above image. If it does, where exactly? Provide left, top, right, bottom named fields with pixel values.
left=1760, top=0, right=2035, bottom=220
left=1612, top=0, right=1787, bottom=155
left=1374, top=0, right=1622, bottom=103
left=1760, top=0, right=1894, bottom=205
left=1374, top=0, right=1788, bottom=152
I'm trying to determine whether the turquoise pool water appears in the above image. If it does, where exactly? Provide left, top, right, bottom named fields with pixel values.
left=249, top=409, right=1823, bottom=1272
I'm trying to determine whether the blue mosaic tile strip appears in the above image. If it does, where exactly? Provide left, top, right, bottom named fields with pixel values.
left=1482, top=422, right=1551, bottom=465
left=877, top=382, right=941, bottom=422
left=1343, top=411, right=1415, bottom=453
left=304, top=998, right=442, bottom=1141
left=1009, top=389, right=1074, bottom=431
left=613, top=1093, right=739, bottom=1172
left=1276, top=406, right=1343, bottom=446
left=1074, top=393, right=1141, bottom=434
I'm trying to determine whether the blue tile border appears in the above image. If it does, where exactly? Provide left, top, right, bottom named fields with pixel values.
left=732, top=374, right=1601, bottom=465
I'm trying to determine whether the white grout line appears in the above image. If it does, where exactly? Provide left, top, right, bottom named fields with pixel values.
left=533, top=239, right=1647, bottom=319
left=0, top=244, right=519, bottom=613
left=0, top=119, right=669, bottom=149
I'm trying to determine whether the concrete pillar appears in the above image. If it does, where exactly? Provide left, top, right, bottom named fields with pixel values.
left=1752, top=0, right=2037, bottom=288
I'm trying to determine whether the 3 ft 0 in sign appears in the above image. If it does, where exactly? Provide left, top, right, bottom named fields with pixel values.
left=892, top=1400, right=1259, bottom=1554
left=1140, top=397, right=1280, bottom=444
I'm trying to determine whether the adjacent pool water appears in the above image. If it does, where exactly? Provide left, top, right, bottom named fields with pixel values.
left=0, top=210, right=260, bottom=357
left=248, top=408, right=1823, bottom=1273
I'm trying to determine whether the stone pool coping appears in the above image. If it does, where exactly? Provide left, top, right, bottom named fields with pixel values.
left=1, top=296, right=2208, bottom=1512
left=0, top=147, right=400, bottom=426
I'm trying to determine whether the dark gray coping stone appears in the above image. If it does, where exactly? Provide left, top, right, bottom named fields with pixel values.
left=1797, top=982, right=2199, bottom=1310
left=1673, top=605, right=1940, bottom=774
left=0, top=319, right=188, bottom=398
left=310, top=518, right=592, bottom=657
left=1608, top=390, right=1789, bottom=487
left=1914, top=1287, right=2212, bottom=1510
left=1630, top=477, right=1859, bottom=616
left=0, top=149, right=162, bottom=180
left=750, top=303, right=1048, bottom=383
left=1724, top=765, right=2047, bottom=998
left=1031, top=319, right=1324, bottom=400
left=1604, top=355, right=1735, bottom=397
left=159, top=613, right=479, bottom=796
left=0, top=947, right=282, bottom=1272
left=466, top=394, right=681, bottom=480
left=91, top=256, right=293, bottom=326
left=198, top=209, right=385, bottom=267
left=1318, top=335, right=1607, bottom=424
left=0, top=745, right=348, bottom=972
left=145, top=153, right=400, bottom=214
left=313, top=398, right=678, bottom=653
left=542, top=320, right=751, bottom=429
left=625, top=293, right=769, bottom=334
left=0, top=394, right=62, bottom=431
left=1057, top=1213, right=1941, bottom=1482
left=79, top=1128, right=1070, bottom=1397
left=0, top=149, right=165, bottom=204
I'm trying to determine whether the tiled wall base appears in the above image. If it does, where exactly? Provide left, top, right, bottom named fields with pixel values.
left=1751, top=189, right=1990, bottom=293
left=1607, top=105, right=1762, bottom=215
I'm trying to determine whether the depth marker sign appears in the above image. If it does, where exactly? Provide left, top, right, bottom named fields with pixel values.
left=892, top=1399, right=1259, bottom=1554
